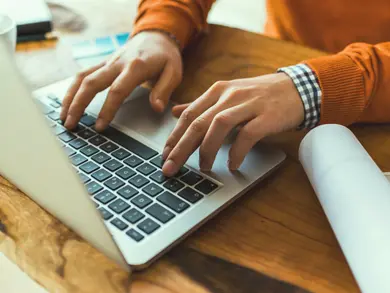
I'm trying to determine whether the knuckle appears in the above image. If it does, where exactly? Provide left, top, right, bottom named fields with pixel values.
left=214, top=113, right=232, bottom=127
left=76, top=70, right=89, bottom=81
left=83, top=76, right=97, bottom=88
left=108, top=86, right=126, bottom=99
left=181, top=108, right=197, bottom=123
left=128, top=57, right=145, bottom=70
left=210, top=80, right=228, bottom=92
left=190, top=117, right=208, bottom=133
left=226, top=87, right=244, bottom=100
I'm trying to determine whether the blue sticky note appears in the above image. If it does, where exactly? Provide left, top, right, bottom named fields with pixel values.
left=115, top=32, right=130, bottom=47
left=95, top=36, right=116, bottom=54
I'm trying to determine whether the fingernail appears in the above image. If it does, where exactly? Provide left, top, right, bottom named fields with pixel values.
left=162, top=159, right=177, bottom=177
left=228, top=160, right=238, bottom=171
left=95, top=118, right=106, bottom=131
left=155, top=99, right=164, bottom=112
left=162, top=146, right=172, bottom=160
left=64, top=115, right=77, bottom=129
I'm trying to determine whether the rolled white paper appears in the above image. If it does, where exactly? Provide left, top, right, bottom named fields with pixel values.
left=299, top=124, right=390, bottom=293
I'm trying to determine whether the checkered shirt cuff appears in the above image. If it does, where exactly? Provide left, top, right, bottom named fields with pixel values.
left=278, top=64, right=322, bottom=129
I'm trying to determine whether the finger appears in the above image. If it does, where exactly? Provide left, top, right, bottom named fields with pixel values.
left=229, top=116, right=268, bottom=170
left=149, top=62, right=182, bottom=113
left=60, top=62, right=105, bottom=121
left=162, top=81, right=227, bottom=160
left=95, top=64, right=147, bottom=131
left=162, top=101, right=231, bottom=176
left=199, top=103, right=256, bottom=171
left=64, top=63, right=121, bottom=129
left=172, top=103, right=190, bottom=118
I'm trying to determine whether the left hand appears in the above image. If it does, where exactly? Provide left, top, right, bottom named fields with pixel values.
left=161, top=73, right=304, bottom=176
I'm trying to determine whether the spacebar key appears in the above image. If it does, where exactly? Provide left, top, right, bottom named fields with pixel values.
left=101, top=126, right=158, bottom=160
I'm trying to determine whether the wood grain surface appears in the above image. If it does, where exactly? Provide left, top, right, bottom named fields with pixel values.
left=0, top=0, right=376, bottom=292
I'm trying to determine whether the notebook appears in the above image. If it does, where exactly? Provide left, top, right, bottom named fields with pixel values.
left=0, top=0, right=52, bottom=40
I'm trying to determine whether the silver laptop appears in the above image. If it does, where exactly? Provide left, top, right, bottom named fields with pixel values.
left=0, top=38, right=286, bottom=269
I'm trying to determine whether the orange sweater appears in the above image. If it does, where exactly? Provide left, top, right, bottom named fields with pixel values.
left=132, top=0, right=390, bottom=126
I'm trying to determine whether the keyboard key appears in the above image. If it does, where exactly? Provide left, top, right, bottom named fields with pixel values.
left=91, top=169, right=112, bottom=182
left=180, top=171, right=203, bottom=186
left=53, top=125, right=66, bottom=135
left=131, top=194, right=153, bottom=209
left=103, top=159, right=123, bottom=172
left=146, top=203, right=175, bottom=224
left=150, top=155, right=164, bottom=168
left=48, top=111, right=61, bottom=121
left=108, top=198, right=130, bottom=214
left=80, top=114, right=96, bottom=126
left=136, top=163, right=156, bottom=176
left=104, top=177, right=125, bottom=191
left=129, top=174, right=149, bottom=188
left=175, top=166, right=189, bottom=178
left=86, top=181, right=103, bottom=195
left=110, top=218, right=129, bottom=231
left=98, top=207, right=113, bottom=220
left=71, top=154, right=88, bottom=166
left=70, top=124, right=85, bottom=133
left=100, top=142, right=118, bottom=153
left=117, top=185, right=138, bottom=199
left=95, top=190, right=116, bottom=204
left=50, top=101, right=61, bottom=108
left=78, top=172, right=91, bottom=184
left=116, top=167, right=136, bottom=180
left=112, top=148, right=130, bottom=160
left=69, top=138, right=87, bottom=150
left=126, top=228, right=144, bottom=242
left=46, top=117, right=56, bottom=127
left=157, top=191, right=189, bottom=213
left=89, top=135, right=107, bottom=146
left=124, top=156, right=143, bottom=168
left=47, top=93, right=59, bottom=102
left=78, top=128, right=96, bottom=139
left=91, top=152, right=110, bottom=164
left=123, top=208, right=145, bottom=224
left=37, top=100, right=53, bottom=114
left=142, top=183, right=163, bottom=197
left=195, top=179, right=219, bottom=195
left=178, top=187, right=203, bottom=203
left=150, top=170, right=167, bottom=184
left=101, top=126, right=158, bottom=160
left=80, top=145, right=99, bottom=156
left=58, top=131, right=76, bottom=143
left=64, top=146, right=76, bottom=157
left=163, top=178, right=184, bottom=192
left=137, top=218, right=160, bottom=235
left=79, top=161, right=99, bottom=174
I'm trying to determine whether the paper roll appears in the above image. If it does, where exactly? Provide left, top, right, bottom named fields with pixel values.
left=299, top=124, right=390, bottom=293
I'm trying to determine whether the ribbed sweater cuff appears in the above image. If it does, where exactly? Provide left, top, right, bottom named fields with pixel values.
left=132, top=7, right=194, bottom=50
left=304, top=54, right=365, bottom=125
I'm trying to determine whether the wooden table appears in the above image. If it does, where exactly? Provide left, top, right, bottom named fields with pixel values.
left=4, top=1, right=389, bottom=292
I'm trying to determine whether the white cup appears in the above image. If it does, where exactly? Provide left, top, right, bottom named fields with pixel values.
left=0, top=14, right=16, bottom=51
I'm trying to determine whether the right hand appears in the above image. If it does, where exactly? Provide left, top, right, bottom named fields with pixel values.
left=60, top=31, right=183, bottom=131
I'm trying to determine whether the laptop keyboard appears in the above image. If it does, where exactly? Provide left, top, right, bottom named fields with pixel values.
left=37, top=94, right=221, bottom=243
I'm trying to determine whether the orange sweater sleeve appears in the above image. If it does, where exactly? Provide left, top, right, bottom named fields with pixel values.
left=304, top=43, right=390, bottom=125
left=132, top=0, right=216, bottom=50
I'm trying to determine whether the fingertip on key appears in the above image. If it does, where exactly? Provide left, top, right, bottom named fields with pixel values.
left=64, top=115, right=77, bottom=129
left=162, top=159, right=177, bottom=177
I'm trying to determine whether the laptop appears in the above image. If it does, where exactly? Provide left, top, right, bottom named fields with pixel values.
left=0, top=38, right=286, bottom=269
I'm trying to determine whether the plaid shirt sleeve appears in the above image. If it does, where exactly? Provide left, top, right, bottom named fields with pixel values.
left=277, top=64, right=322, bottom=129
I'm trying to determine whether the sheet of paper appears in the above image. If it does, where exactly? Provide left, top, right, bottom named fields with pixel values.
left=299, top=124, right=390, bottom=293
left=0, top=252, right=49, bottom=293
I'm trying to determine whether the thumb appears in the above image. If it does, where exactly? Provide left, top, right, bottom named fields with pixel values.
left=149, top=62, right=181, bottom=112
left=171, top=103, right=191, bottom=118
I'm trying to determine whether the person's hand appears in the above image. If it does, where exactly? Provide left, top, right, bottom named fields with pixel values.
left=161, top=73, right=304, bottom=176
left=60, top=31, right=183, bottom=131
